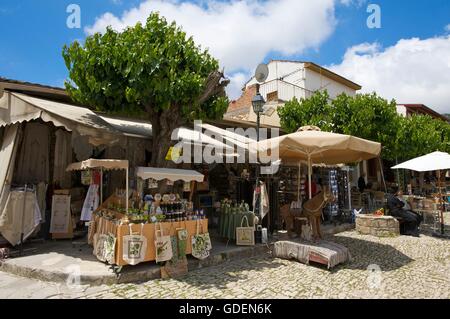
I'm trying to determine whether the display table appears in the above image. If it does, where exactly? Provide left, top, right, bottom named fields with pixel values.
left=94, top=215, right=208, bottom=266
left=219, top=211, right=255, bottom=240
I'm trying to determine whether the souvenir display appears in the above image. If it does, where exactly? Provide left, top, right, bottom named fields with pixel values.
left=86, top=167, right=209, bottom=267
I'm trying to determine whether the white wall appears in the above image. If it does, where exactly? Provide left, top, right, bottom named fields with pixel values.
left=246, top=61, right=305, bottom=89
left=396, top=105, right=407, bottom=117
left=246, top=61, right=357, bottom=100
left=304, top=68, right=356, bottom=99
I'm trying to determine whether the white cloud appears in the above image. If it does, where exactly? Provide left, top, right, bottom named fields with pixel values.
left=226, top=72, right=249, bottom=101
left=86, top=0, right=342, bottom=99
left=445, top=24, right=450, bottom=32
left=329, top=36, right=450, bottom=114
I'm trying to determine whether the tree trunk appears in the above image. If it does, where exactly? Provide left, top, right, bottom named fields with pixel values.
left=148, top=105, right=183, bottom=168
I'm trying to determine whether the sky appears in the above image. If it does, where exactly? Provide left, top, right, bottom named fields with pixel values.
left=1, top=0, right=450, bottom=113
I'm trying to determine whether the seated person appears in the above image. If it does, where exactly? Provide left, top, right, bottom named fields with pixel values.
left=387, top=186, right=423, bottom=237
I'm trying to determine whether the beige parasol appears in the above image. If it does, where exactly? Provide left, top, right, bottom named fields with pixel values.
left=252, top=126, right=382, bottom=199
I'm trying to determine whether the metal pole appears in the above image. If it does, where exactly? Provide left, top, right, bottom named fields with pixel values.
left=255, top=84, right=261, bottom=219
left=126, top=168, right=129, bottom=214
left=100, top=167, right=103, bottom=204
left=347, top=168, right=352, bottom=211
left=438, top=170, right=445, bottom=235
left=308, top=155, right=312, bottom=199
left=297, top=162, right=301, bottom=202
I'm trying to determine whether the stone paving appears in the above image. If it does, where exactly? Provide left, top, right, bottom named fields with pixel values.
left=1, top=229, right=449, bottom=299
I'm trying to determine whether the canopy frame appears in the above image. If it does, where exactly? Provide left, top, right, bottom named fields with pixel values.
left=66, top=159, right=129, bottom=213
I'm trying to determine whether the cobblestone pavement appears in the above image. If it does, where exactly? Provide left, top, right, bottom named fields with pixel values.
left=83, top=230, right=449, bottom=299
left=1, top=230, right=449, bottom=299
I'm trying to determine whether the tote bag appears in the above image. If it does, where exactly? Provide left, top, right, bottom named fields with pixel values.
left=104, top=221, right=117, bottom=265
left=154, top=223, right=173, bottom=263
left=161, top=229, right=188, bottom=279
left=236, top=215, right=255, bottom=246
left=191, top=219, right=212, bottom=260
left=93, top=218, right=107, bottom=262
left=123, top=223, right=147, bottom=266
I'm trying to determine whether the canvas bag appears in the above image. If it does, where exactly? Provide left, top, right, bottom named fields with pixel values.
left=104, top=221, right=117, bottom=265
left=94, top=218, right=108, bottom=262
left=123, top=223, right=147, bottom=266
left=236, top=215, right=255, bottom=246
left=191, top=219, right=212, bottom=260
left=161, top=227, right=188, bottom=279
left=154, top=223, right=173, bottom=263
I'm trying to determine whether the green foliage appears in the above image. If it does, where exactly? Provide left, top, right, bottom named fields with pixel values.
left=63, top=12, right=227, bottom=120
left=397, top=115, right=450, bottom=160
left=278, top=90, right=450, bottom=160
left=278, top=91, right=333, bottom=133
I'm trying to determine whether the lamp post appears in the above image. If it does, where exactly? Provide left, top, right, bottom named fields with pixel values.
left=252, top=83, right=266, bottom=218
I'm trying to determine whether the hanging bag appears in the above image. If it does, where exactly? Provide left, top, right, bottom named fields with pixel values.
left=104, top=221, right=117, bottom=265
left=122, top=223, right=147, bottom=266
left=236, top=215, right=255, bottom=246
left=94, top=218, right=108, bottom=262
left=161, top=223, right=188, bottom=279
left=191, top=219, right=212, bottom=260
left=154, top=223, right=173, bottom=263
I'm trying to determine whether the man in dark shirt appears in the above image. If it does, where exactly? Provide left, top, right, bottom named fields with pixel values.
left=358, top=173, right=367, bottom=193
left=387, top=186, right=423, bottom=237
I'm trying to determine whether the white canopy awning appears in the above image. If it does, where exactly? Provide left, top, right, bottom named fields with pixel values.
left=99, top=115, right=152, bottom=139
left=0, top=92, right=123, bottom=145
left=136, top=167, right=204, bottom=182
left=391, top=151, right=450, bottom=172
left=66, top=159, right=129, bottom=171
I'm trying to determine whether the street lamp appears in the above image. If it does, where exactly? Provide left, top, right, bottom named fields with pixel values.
left=252, top=83, right=266, bottom=220
left=252, top=84, right=265, bottom=142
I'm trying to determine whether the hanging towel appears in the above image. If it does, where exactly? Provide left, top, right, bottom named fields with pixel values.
left=80, top=184, right=99, bottom=221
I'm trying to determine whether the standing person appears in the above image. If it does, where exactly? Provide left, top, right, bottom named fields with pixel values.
left=387, top=186, right=422, bottom=237
left=358, top=172, right=367, bottom=193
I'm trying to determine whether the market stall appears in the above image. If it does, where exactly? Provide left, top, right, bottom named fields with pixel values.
left=89, top=167, right=210, bottom=266
left=392, top=151, right=450, bottom=237
left=66, top=159, right=129, bottom=222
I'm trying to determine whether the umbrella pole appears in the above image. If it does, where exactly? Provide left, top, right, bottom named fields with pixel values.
left=438, top=170, right=445, bottom=235
left=297, top=162, right=301, bottom=202
left=308, top=155, right=312, bottom=200
left=126, top=168, right=129, bottom=214
left=100, top=167, right=103, bottom=204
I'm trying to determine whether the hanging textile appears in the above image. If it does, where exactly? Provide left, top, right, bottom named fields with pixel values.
left=80, top=184, right=99, bottom=221
left=36, top=182, right=47, bottom=222
left=0, top=189, right=41, bottom=246
left=253, top=182, right=269, bottom=221
left=0, top=124, right=21, bottom=215
left=15, top=122, right=50, bottom=185
left=53, top=129, right=72, bottom=189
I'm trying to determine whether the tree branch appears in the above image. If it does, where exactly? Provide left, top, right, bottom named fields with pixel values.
left=197, top=70, right=230, bottom=105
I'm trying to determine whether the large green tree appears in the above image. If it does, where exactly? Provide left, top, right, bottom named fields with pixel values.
left=278, top=91, right=450, bottom=160
left=63, top=13, right=229, bottom=167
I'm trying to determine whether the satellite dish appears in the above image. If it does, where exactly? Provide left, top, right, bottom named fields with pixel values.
left=255, top=63, right=269, bottom=83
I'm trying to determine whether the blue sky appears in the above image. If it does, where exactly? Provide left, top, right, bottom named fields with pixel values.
left=1, top=0, right=449, bottom=112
